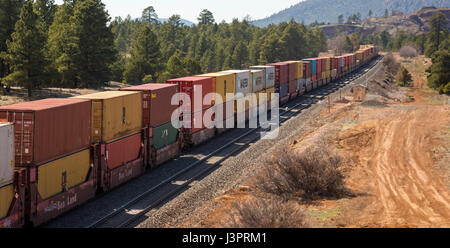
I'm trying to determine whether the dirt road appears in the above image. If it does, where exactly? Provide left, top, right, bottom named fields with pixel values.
left=342, top=106, right=450, bottom=227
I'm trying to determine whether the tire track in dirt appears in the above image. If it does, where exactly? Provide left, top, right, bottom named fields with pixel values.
left=366, top=107, right=450, bottom=227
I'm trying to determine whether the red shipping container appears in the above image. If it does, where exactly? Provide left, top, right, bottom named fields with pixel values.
left=267, top=62, right=289, bottom=84
left=302, top=62, right=311, bottom=79
left=105, top=132, right=142, bottom=170
left=288, top=79, right=297, bottom=94
left=321, top=58, right=327, bottom=71
left=166, top=76, right=214, bottom=114
left=121, top=83, right=179, bottom=127
left=0, top=99, right=91, bottom=167
left=285, top=62, right=297, bottom=81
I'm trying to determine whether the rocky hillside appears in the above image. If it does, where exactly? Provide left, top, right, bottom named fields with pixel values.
left=319, top=7, right=450, bottom=38
left=252, top=0, right=450, bottom=26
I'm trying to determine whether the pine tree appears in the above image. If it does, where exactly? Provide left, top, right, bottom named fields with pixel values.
left=48, top=0, right=79, bottom=88
left=384, top=9, right=389, bottom=18
left=163, top=51, right=187, bottom=80
left=124, top=25, right=162, bottom=84
left=427, top=45, right=450, bottom=93
left=396, top=66, right=412, bottom=87
left=279, top=21, right=306, bottom=60
left=198, top=9, right=215, bottom=25
left=72, top=0, right=117, bottom=88
left=109, top=53, right=125, bottom=82
left=425, top=12, right=448, bottom=57
left=33, top=0, right=56, bottom=31
left=259, top=33, right=282, bottom=64
left=0, top=0, right=24, bottom=79
left=3, top=1, right=47, bottom=96
left=368, top=10, right=373, bottom=18
left=184, top=57, right=202, bottom=75
left=231, top=41, right=248, bottom=69
left=142, top=6, right=158, bottom=25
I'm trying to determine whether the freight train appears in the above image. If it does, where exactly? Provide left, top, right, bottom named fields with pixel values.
left=0, top=45, right=379, bottom=228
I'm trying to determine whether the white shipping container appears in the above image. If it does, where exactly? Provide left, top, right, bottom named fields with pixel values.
left=250, top=65, right=275, bottom=89
left=298, top=79, right=305, bottom=92
left=0, top=123, right=14, bottom=188
left=250, top=70, right=264, bottom=93
left=305, top=78, right=312, bottom=92
left=222, top=70, right=252, bottom=95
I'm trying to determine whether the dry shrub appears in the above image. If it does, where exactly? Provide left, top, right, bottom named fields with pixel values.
left=255, top=143, right=345, bottom=201
left=225, top=197, right=309, bottom=228
left=399, top=45, right=418, bottom=58
left=383, top=53, right=400, bottom=79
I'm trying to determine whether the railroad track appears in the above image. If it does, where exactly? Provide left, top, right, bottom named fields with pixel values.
left=87, top=56, right=384, bottom=228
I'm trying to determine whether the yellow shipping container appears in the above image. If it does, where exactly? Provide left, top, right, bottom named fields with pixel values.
left=265, top=87, right=275, bottom=103
left=286, top=61, right=302, bottom=79
left=196, top=72, right=236, bottom=104
left=74, top=91, right=142, bottom=143
left=326, top=58, right=331, bottom=71
left=298, top=62, right=305, bottom=78
left=0, top=184, right=13, bottom=219
left=37, top=149, right=91, bottom=200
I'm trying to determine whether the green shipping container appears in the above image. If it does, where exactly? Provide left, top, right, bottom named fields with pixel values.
left=152, top=122, right=179, bottom=150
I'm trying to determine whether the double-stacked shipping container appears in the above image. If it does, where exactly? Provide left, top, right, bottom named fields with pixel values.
left=121, top=84, right=181, bottom=168
left=300, top=61, right=312, bottom=92
left=73, top=92, right=144, bottom=192
left=0, top=99, right=94, bottom=226
left=194, top=72, right=236, bottom=134
left=285, top=61, right=304, bottom=98
left=267, top=62, right=289, bottom=104
left=250, top=65, right=275, bottom=109
left=302, top=58, right=318, bottom=89
left=166, top=76, right=215, bottom=147
left=250, top=69, right=264, bottom=118
left=221, top=70, right=254, bottom=123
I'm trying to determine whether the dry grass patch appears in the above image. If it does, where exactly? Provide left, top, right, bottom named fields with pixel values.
left=224, top=197, right=310, bottom=228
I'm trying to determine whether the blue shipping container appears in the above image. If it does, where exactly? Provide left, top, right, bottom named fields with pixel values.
left=302, top=59, right=316, bottom=75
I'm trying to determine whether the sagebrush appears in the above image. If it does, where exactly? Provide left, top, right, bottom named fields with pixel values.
left=255, top=144, right=345, bottom=201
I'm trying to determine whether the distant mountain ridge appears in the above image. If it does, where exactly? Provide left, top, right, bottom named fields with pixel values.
left=252, top=0, right=450, bottom=26
left=158, top=18, right=194, bottom=26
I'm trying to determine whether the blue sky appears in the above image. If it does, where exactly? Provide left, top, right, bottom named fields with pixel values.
left=55, top=0, right=302, bottom=23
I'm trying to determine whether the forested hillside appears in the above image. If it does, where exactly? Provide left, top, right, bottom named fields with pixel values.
left=0, top=1, right=328, bottom=96
left=253, top=0, right=450, bottom=26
